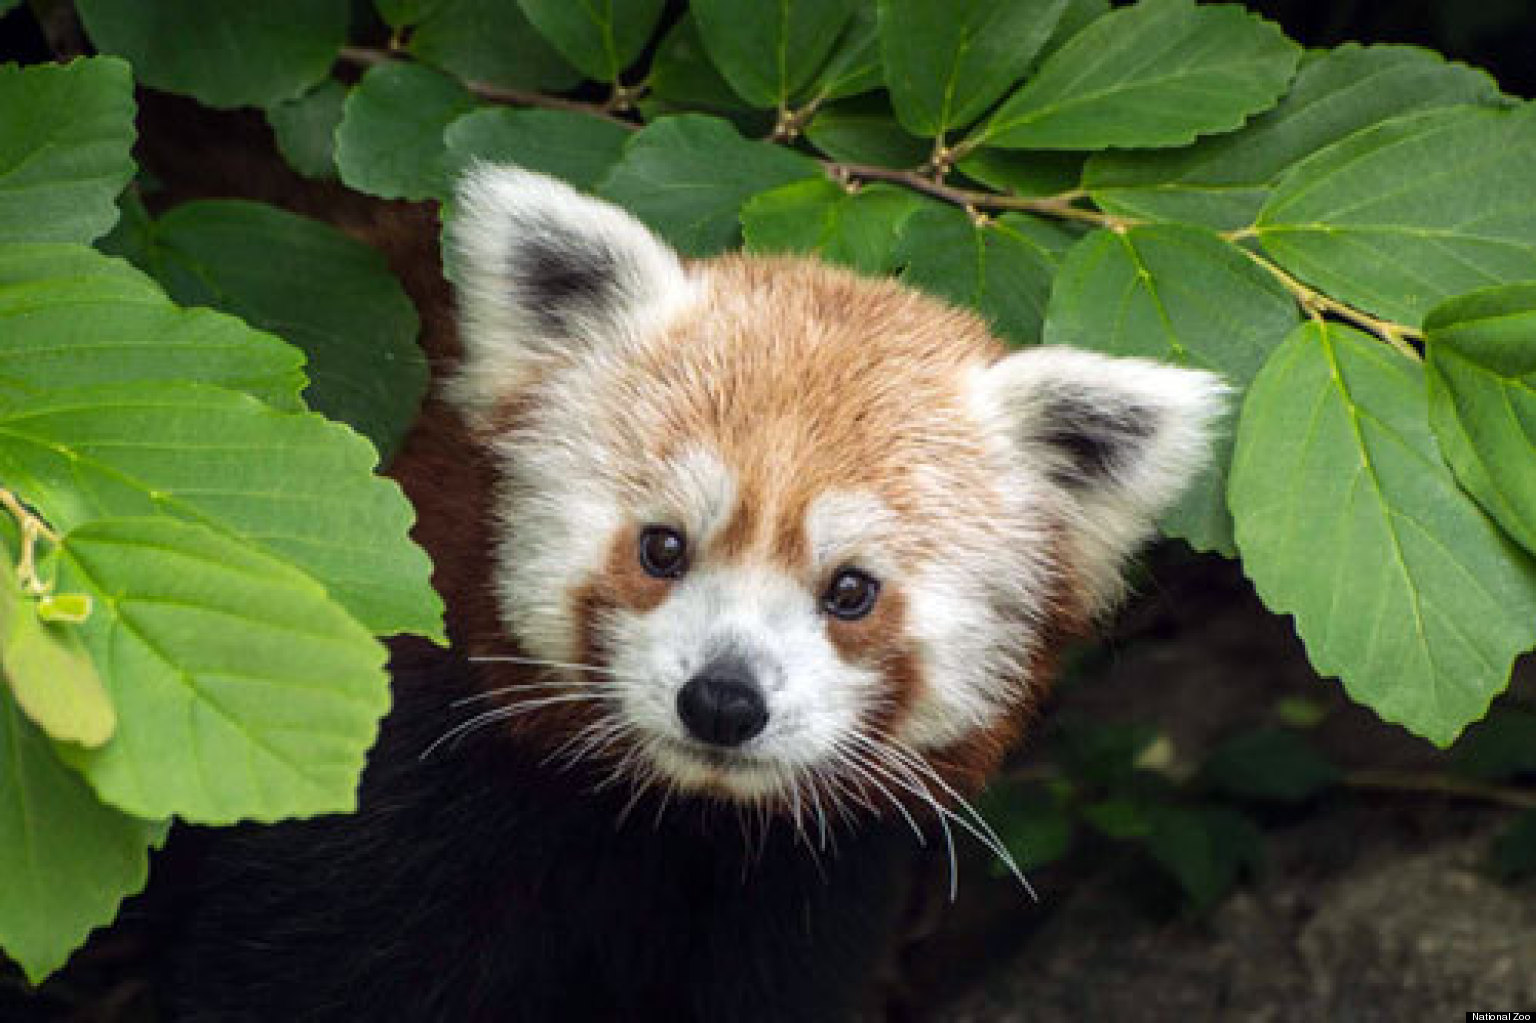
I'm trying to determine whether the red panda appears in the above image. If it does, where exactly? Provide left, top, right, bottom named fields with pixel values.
left=170, top=166, right=1223, bottom=1021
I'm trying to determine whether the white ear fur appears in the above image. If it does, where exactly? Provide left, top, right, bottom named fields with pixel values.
left=445, top=164, right=696, bottom=415
left=975, top=346, right=1228, bottom=613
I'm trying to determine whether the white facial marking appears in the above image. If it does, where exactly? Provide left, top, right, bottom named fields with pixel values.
left=604, top=563, right=879, bottom=798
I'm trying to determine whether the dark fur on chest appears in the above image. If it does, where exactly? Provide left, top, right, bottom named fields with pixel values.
left=167, top=654, right=917, bottom=1022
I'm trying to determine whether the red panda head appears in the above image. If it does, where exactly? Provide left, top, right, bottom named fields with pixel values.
left=445, top=166, right=1224, bottom=812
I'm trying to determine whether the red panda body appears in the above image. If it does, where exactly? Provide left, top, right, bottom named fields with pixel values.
left=170, top=167, right=1223, bottom=1020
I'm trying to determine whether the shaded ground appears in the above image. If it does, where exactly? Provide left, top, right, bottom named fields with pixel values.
left=897, top=550, right=1536, bottom=1021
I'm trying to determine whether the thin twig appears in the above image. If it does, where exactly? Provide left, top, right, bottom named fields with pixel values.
left=1, top=485, right=59, bottom=595
left=1239, top=248, right=1423, bottom=358
left=336, top=45, right=1422, bottom=355
left=337, top=46, right=637, bottom=129
left=1341, top=769, right=1536, bottom=811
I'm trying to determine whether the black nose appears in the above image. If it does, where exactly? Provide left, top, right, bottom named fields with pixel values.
left=676, top=658, right=768, bottom=748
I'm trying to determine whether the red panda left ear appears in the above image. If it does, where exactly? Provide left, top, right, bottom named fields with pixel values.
left=975, top=346, right=1228, bottom=613
left=445, top=164, right=696, bottom=418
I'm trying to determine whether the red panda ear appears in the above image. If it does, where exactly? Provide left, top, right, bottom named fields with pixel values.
left=445, top=164, right=696, bottom=416
left=976, top=346, right=1228, bottom=613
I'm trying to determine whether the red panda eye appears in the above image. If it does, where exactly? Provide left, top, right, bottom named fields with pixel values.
left=822, top=568, right=879, bottom=621
left=638, top=525, right=687, bottom=579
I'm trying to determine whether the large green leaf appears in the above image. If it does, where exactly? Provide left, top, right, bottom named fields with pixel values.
left=801, top=1, right=882, bottom=104
left=971, top=0, right=1299, bottom=151
left=265, top=78, right=347, bottom=181
left=117, top=200, right=427, bottom=459
left=0, top=555, right=114, bottom=749
left=955, top=149, right=1085, bottom=199
left=878, top=0, right=1068, bottom=138
left=1043, top=225, right=1299, bottom=553
left=741, top=179, right=923, bottom=275
left=0, top=382, right=444, bottom=643
left=1424, top=284, right=1536, bottom=556
left=0, top=687, right=156, bottom=983
left=335, top=62, right=477, bottom=202
left=75, top=0, right=348, bottom=108
left=1256, top=105, right=1536, bottom=326
left=1086, top=45, right=1503, bottom=231
left=515, top=0, right=666, bottom=82
left=690, top=0, right=860, bottom=109
left=374, top=0, right=446, bottom=28
left=894, top=205, right=1070, bottom=345
left=0, top=244, right=304, bottom=409
left=408, top=0, right=582, bottom=92
left=804, top=95, right=929, bottom=167
left=50, top=517, right=390, bottom=822
left=1229, top=322, right=1536, bottom=745
left=444, top=108, right=631, bottom=192
left=598, top=115, right=821, bottom=256
left=646, top=14, right=755, bottom=116
left=0, top=58, right=136, bottom=245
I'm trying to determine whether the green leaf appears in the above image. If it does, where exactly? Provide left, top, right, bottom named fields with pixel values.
left=956, top=149, right=1085, bottom=199
left=1424, top=283, right=1536, bottom=556
left=804, top=95, right=930, bottom=167
left=878, top=0, right=1068, bottom=137
left=1043, top=225, right=1299, bottom=553
left=1086, top=45, right=1504, bottom=231
left=0, top=552, right=114, bottom=749
left=646, top=14, right=754, bottom=115
left=1082, top=796, right=1154, bottom=839
left=1049, top=717, right=1159, bottom=788
left=1035, top=0, right=1109, bottom=65
left=971, top=0, right=1299, bottom=151
left=742, top=179, right=923, bottom=275
left=1491, top=809, right=1536, bottom=880
left=0, top=0, right=21, bottom=15
left=1200, top=727, right=1338, bottom=802
left=0, top=687, right=156, bottom=983
left=408, top=0, right=582, bottom=92
left=119, top=200, right=427, bottom=459
left=444, top=108, right=630, bottom=192
left=334, top=62, right=477, bottom=202
left=515, top=0, right=665, bottom=82
left=977, top=782, right=1073, bottom=871
left=0, top=58, right=136, bottom=245
left=598, top=115, right=821, bottom=256
left=0, top=382, right=444, bottom=643
left=801, top=1, right=882, bottom=104
left=265, top=78, right=348, bottom=181
left=51, top=517, right=390, bottom=822
left=894, top=205, right=1069, bottom=346
left=1144, top=804, right=1261, bottom=909
left=1256, top=105, right=1536, bottom=326
left=374, top=0, right=446, bottom=29
left=1229, top=322, right=1536, bottom=746
left=0, top=243, right=305, bottom=409
left=1449, top=704, right=1536, bottom=781
left=691, top=0, right=860, bottom=109
left=75, top=0, right=349, bottom=109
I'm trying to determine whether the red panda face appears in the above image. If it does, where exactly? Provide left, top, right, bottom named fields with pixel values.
left=447, top=167, right=1225, bottom=809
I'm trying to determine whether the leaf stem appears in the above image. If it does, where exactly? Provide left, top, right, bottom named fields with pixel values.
left=1239, top=248, right=1423, bottom=359
left=337, top=46, right=637, bottom=129
left=1341, top=768, right=1536, bottom=811
left=335, top=45, right=1421, bottom=359
left=0, top=485, right=58, bottom=596
left=829, top=162, right=1133, bottom=230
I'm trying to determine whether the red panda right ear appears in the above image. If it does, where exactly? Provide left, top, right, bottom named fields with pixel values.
left=445, top=164, right=696, bottom=417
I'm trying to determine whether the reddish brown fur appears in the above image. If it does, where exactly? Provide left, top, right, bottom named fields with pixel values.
left=134, top=96, right=1095, bottom=803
